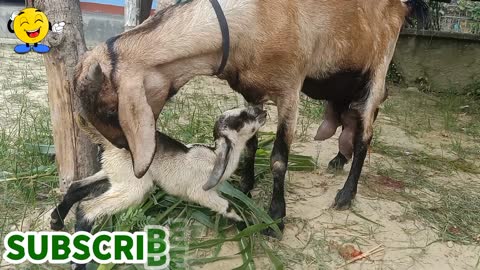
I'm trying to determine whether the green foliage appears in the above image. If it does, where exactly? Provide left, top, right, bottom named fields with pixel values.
left=386, top=62, right=404, bottom=85
left=464, top=79, right=480, bottom=99
left=458, top=0, right=480, bottom=21
left=456, top=0, right=480, bottom=33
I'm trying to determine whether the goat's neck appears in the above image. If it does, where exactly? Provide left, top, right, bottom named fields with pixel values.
left=117, top=0, right=255, bottom=68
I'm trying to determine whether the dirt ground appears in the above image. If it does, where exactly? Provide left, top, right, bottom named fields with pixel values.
left=0, top=43, right=479, bottom=270
left=197, top=100, right=480, bottom=269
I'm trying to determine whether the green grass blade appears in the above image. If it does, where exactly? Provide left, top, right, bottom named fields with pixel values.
left=260, top=241, right=284, bottom=270
left=219, top=182, right=282, bottom=238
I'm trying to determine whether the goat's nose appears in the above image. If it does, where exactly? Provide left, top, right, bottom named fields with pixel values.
left=257, top=110, right=267, bottom=124
left=251, top=105, right=264, bottom=115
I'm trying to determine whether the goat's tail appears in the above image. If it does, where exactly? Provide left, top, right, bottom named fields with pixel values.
left=402, top=0, right=429, bottom=28
left=75, top=113, right=108, bottom=145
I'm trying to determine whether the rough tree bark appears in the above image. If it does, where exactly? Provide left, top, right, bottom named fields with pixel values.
left=35, top=0, right=99, bottom=191
left=126, top=0, right=154, bottom=30
left=140, top=0, right=154, bottom=23
left=156, top=0, right=176, bottom=11
left=125, top=0, right=141, bottom=30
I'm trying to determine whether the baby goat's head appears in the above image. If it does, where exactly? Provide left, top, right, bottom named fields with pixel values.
left=214, top=106, right=267, bottom=144
left=203, top=106, right=267, bottom=191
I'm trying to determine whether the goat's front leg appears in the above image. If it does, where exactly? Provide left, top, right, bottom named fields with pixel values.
left=240, top=103, right=264, bottom=195
left=264, top=90, right=300, bottom=237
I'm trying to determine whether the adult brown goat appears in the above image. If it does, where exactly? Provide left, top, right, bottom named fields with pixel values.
left=74, top=0, right=428, bottom=234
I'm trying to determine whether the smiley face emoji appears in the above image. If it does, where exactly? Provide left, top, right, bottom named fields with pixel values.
left=13, top=8, right=49, bottom=44
left=7, top=8, right=64, bottom=54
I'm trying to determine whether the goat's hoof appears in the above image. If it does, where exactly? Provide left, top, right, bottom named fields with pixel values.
left=50, top=211, right=65, bottom=231
left=332, top=189, right=355, bottom=210
left=239, top=183, right=254, bottom=197
left=327, top=154, right=348, bottom=171
left=261, top=220, right=284, bottom=239
left=262, top=226, right=283, bottom=239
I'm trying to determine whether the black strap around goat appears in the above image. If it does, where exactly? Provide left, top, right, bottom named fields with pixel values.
left=209, top=0, right=230, bottom=75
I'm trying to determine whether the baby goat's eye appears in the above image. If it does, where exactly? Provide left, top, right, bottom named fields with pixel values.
left=251, top=127, right=255, bottom=133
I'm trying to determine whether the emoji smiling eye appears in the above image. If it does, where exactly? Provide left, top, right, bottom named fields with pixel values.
left=20, top=18, right=28, bottom=26
left=35, top=19, right=43, bottom=23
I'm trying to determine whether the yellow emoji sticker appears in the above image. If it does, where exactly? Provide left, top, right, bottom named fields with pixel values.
left=7, top=8, right=65, bottom=54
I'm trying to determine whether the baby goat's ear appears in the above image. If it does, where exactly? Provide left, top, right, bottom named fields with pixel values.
left=203, top=137, right=232, bottom=191
left=118, top=79, right=156, bottom=179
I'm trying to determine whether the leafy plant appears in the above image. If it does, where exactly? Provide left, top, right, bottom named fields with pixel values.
left=464, top=79, right=480, bottom=99
left=387, top=62, right=404, bottom=85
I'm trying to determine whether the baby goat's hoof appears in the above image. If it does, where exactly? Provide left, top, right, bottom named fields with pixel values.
left=332, top=189, right=355, bottom=210
left=50, top=209, right=65, bottom=231
left=225, top=210, right=243, bottom=222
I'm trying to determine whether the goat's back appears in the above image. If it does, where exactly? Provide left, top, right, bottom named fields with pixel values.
left=149, top=133, right=216, bottom=198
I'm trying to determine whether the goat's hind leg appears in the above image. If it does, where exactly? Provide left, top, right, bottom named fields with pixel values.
left=328, top=108, right=380, bottom=171
left=51, top=170, right=108, bottom=230
left=332, top=111, right=364, bottom=210
left=333, top=68, right=387, bottom=209
left=70, top=207, right=95, bottom=270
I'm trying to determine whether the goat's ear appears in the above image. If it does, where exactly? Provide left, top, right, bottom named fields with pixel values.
left=118, top=81, right=156, bottom=179
left=203, top=137, right=231, bottom=191
left=86, top=62, right=103, bottom=83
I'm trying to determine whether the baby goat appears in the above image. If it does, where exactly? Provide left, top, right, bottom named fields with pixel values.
left=51, top=106, right=266, bottom=234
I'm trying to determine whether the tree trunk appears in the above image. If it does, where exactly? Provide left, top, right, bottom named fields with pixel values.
left=156, top=0, right=176, bottom=11
left=140, top=0, right=154, bottom=23
left=35, top=0, right=100, bottom=191
left=125, top=0, right=141, bottom=30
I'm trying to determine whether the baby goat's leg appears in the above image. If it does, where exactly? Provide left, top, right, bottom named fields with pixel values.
left=79, top=179, right=153, bottom=223
left=193, top=191, right=242, bottom=221
left=51, top=170, right=109, bottom=230
left=70, top=207, right=94, bottom=270
left=68, top=178, right=152, bottom=270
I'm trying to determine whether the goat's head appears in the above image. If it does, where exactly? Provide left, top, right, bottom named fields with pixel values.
left=203, top=106, right=267, bottom=191
left=74, top=50, right=157, bottom=179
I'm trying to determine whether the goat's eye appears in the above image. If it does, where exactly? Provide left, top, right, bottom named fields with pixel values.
left=251, top=127, right=255, bottom=133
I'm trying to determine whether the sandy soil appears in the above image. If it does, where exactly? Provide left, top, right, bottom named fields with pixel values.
left=196, top=114, right=479, bottom=270
left=174, top=78, right=480, bottom=270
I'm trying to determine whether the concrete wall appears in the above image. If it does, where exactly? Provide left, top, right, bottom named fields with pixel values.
left=394, top=30, right=480, bottom=92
